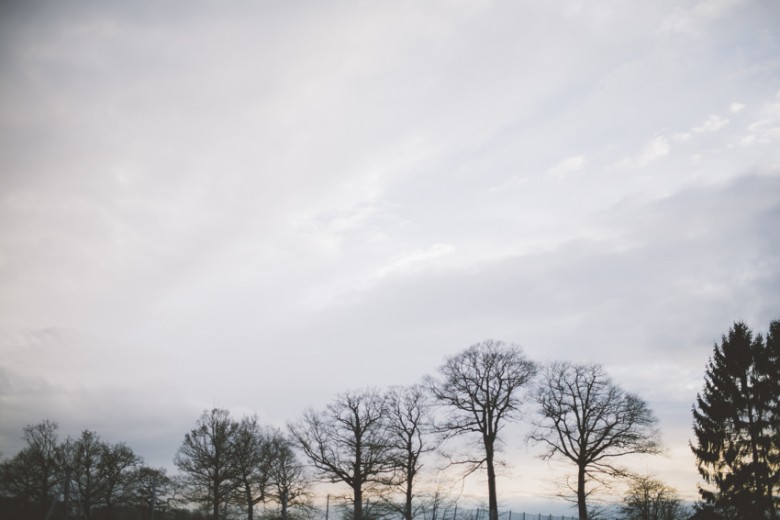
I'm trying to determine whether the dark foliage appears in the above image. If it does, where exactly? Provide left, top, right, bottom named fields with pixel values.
left=691, top=320, right=779, bottom=519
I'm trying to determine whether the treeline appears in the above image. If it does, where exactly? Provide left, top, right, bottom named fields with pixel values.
left=0, top=340, right=669, bottom=520
left=2, top=321, right=779, bottom=520
left=0, top=421, right=185, bottom=520
left=170, top=340, right=664, bottom=520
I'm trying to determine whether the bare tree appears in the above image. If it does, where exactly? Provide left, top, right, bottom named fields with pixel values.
left=530, top=362, right=661, bottom=520
left=64, top=430, right=106, bottom=520
left=99, top=441, right=141, bottom=519
left=384, top=384, right=435, bottom=520
left=174, top=408, right=240, bottom=520
left=232, top=416, right=274, bottom=520
left=426, top=339, right=537, bottom=520
left=288, top=389, right=396, bottom=520
left=0, top=420, right=63, bottom=518
left=417, top=484, right=458, bottom=520
left=619, top=475, right=689, bottom=520
left=130, top=466, right=174, bottom=520
left=265, top=428, right=313, bottom=520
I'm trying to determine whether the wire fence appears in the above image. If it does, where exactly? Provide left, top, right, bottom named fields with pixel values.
left=308, top=504, right=578, bottom=520
left=420, top=508, right=577, bottom=520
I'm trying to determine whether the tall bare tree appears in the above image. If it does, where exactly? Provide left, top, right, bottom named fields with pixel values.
left=99, top=441, right=141, bottom=519
left=384, top=384, right=435, bottom=520
left=530, top=362, right=661, bottom=520
left=289, top=389, right=396, bottom=520
left=65, top=430, right=106, bottom=520
left=232, top=416, right=274, bottom=520
left=174, top=408, right=239, bottom=520
left=426, top=339, right=537, bottom=520
left=130, top=466, right=173, bottom=520
left=265, top=429, right=312, bottom=520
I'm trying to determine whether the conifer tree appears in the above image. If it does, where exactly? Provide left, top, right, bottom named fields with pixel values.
left=691, top=321, right=779, bottom=519
left=762, top=321, right=780, bottom=515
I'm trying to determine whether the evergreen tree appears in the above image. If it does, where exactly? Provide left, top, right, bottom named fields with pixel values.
left=761, top=321, right=780, bottom=515
left=691, top=321, right=779, bottom=519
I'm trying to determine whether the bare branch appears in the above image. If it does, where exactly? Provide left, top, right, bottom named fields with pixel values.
left=529, top=362, right=661, bottom=520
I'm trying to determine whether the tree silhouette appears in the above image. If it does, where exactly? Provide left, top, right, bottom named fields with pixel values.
left=619, top=475, right=688, bottom=520
left=99, top=441, right=141, bottom=519
left=289, top=389, right=396, bottom=520
left=0, top=420, right=63, bottom=519
left=64, top=429, right=105, bottom=520
left=427, top=339, right=536, bottom=520
left=384, top=384, right=435, bottom=520
left=232, top=416, right=274, bottom=520
left=265, top=428, right=313, bottom=520
left=691, top=321, right=779, bottom=519
left=530, top=362, right=661, bottom=520
left=175, top=408, right=240, bottom=520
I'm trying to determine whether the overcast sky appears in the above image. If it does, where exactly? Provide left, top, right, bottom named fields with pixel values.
left=1, top=0, right=779, bottom=513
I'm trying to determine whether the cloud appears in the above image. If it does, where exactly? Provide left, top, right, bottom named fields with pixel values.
left=377, top=244, right=457, bottom=278
left=300, top=173, right=780, bottom=375
left=619, top=136, right=671, bottom=169
left=661, top=0, right=746, bottom=36
left=692, top=114, right=730, bottom=133
left=739, top=92, right=780, bottom=147
left=5, top=173, right=776, bottom=475
left=0, top=0, right=778, bottom=503
left=547, top=155, right=586, bottom=180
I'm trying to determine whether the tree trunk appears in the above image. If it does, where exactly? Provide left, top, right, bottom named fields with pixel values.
left=485, top=441, right=498, bottom=520
left=577, top=464, right=587, bottom=520
left=405, top=450, right=414, bottom=520
left=245, top=482, right=254, bottom=520
left=353, top=485, right=363, bottom=520
left=63, top=471, right=71, bottom=520
left=212, top=482, right=220, bottom=520
left=405, top=472, right=414, bottom=520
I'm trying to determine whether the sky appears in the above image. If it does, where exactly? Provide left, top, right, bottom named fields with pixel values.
left=1, top=0, right=779, bottom=514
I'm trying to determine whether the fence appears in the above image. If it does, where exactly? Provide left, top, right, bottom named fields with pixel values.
left=425, top=508, right=577, bottom=520
left=310, top=503, right=578, bottom=520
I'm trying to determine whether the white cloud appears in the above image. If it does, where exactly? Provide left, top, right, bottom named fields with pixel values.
left=661, top=0, right=746, bottom=35
left=547, top=155, right=586, bottom=180
left=730, top=102, right=746, bottom=114
left=376, top=243, right=457, bottom=278
left=692, top=114, right=730, bottom=133
left=621, top=136, right=671, bottom=168
left=738, top=96, right=780, bottom=147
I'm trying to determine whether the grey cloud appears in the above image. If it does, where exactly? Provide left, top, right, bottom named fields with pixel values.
left=0, top=0, right=778, bottom=503
left=288, top=173, right=779, bottom=385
